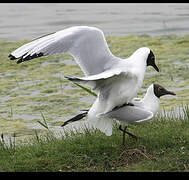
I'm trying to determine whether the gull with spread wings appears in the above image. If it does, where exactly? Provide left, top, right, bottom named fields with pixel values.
left=9, top=26, right=159, bottom=136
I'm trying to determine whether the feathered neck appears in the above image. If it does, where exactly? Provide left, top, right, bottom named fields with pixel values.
left=128, top=47, right=150, bottom=69
left=142, top=84, right=160, bottom=115
left=143, top=84, right=157, bottom=100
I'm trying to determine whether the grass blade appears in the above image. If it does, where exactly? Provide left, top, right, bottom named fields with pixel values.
left=37, top=120, right=49, bottom=130
left=73, top=82, right=97, bottom=97
left=37, top=112, right=49, bottom=130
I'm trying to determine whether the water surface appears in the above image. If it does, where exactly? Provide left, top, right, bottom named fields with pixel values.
left=0, top=3, right=189, bottom=41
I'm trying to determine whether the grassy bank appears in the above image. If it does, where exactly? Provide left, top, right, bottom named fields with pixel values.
left=0, top=106, right=189, bottom=172
left=0, top=33, right=189, bottom=171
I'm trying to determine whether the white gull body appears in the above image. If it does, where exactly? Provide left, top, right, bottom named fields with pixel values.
left=107, top=84, right=160, bottom=124
left=9, top=26, right=158, bottom=136
left=61, top=84, right=175, bottom=137
left=88, top=84, right=160, bottom=136
left=70, top=47, right=150, bottom=113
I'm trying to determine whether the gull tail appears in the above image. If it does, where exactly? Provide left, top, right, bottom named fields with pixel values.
left=89, top=116, right=114, bottom=136
left=61, top=111, right=88, bottom=127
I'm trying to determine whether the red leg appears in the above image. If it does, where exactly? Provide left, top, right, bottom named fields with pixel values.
left=119, top=125, right=138, bottom=147
left=119, top=125, right=128, bottom=147
left=125, top=131, right=138, bottom=140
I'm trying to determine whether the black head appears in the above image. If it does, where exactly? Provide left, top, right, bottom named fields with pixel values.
left=153, top=84, right=176, bottom=98
left=147, top=50, right=159, bottom=72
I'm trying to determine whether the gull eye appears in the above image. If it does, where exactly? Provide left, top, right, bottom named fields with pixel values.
left=158, top=87, right=163, bottom=91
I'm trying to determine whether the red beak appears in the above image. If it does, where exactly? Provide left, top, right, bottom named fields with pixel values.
left=166, top=90, right=176, bottom=96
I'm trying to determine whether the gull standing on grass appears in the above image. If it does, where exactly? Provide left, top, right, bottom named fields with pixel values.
left=8, top=26, right=159, bottom=136
left=62, top=84, right=176, bottom=146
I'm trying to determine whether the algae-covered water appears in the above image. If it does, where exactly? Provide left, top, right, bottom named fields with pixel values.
left=0, top=34, right=189, bottom=144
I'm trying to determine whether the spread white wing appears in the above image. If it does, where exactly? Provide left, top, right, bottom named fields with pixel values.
left=105, top=105, right=154, bottom=123
left=9, top=26, right=116, bottom=76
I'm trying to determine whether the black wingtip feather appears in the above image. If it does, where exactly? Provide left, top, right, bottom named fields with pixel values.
left=8, top=54, right=17, bottom=60
left=64, top=75, right=78, bottom=81
left=16, top=52, right=44, bottom=64
left=16, top=59, right=23, bottom=64
left=61, top=112, right=88, bottom=127
left=64, top=75, right=71, bottom=80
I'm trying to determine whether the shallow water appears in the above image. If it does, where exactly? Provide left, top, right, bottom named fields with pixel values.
left=0, top=3, right=189, bottom=41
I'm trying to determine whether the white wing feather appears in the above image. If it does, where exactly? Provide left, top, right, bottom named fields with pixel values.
left=9, top=26, right=116, bottom=76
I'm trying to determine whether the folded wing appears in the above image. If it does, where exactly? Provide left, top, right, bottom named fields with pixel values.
left=106, top=106, right=154, bottom=123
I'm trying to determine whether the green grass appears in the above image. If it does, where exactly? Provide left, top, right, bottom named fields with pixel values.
left=0, top=34, right=189, bottom=171
left=0, top=106, right=188, bottom=172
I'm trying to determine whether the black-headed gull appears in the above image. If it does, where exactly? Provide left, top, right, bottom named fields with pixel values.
left=106, top=83, right=176, bottom=146
left=8, top=26, right=159, bottom=134
left=61, top=84, right=176, bottom=146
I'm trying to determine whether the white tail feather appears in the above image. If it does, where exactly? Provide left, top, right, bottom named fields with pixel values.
left=88, top=117, right=114, bottom=136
